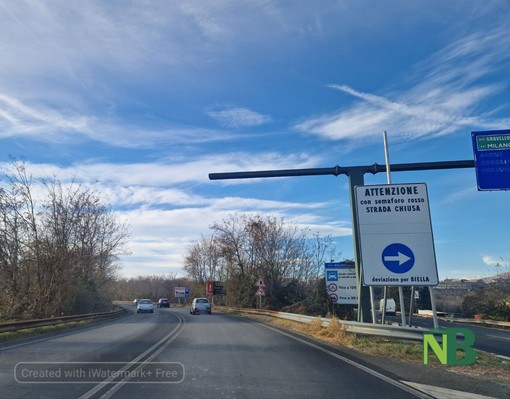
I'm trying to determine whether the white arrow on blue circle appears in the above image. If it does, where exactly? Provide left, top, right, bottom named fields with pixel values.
left=383, top=252, right=411, bottom=266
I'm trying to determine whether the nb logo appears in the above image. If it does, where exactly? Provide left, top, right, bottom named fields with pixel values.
left=423, top=328, right=476, bottom=366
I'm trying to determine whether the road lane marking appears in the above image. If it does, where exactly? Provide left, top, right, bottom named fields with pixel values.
left=78, top=311, right=185, bottom=399
left=486, top=334, right=510, bottom=341
left=97, top=313, right=185, bottom=399
left=401, top=381, right=498, bottom=399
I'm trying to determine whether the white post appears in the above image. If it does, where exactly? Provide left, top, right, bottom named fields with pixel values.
left=383, top=131, right=392, bottom=185
left=409, top=286, right=415, bottom=326
left=383, top=131, right=407, bottom=327
left=369, top=286, right=376, bottom=324
left=429, top=286, right=439, bottom=328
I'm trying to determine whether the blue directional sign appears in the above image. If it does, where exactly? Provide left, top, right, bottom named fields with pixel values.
left=326, top=270, right=338, bottom=282
left=381, top=243, right=415, bottom=274
left=472, top=130, right=510, bottom=191
left=185, top=288, right=190, bottom=297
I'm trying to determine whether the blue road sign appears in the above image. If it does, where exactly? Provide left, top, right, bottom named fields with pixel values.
left=381, top=243, right=415, bottom=274
left=472, top=130, right=510, bottom=191
left=326, top=271, right=338, bottom=281
left=185, top=288, right=190, bottom=297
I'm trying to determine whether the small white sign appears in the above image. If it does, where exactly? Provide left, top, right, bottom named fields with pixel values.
left=355, top=183, right=438, bottom=286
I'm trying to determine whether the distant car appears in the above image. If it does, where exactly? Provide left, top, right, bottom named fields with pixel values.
left=133, top=298, right=140, bottom=305
left=190, top=298, right=211, bottom=315
left=137, top=299, right=154, bottom=313
left=157, top=298, right=170, bottom=308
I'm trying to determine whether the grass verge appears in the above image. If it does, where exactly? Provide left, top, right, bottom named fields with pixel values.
left=0, top=319, right=105, bottom=344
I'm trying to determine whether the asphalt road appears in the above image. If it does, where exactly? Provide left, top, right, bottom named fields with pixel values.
left=387, top=315, right=510, bottom=358
left=0, top=307, right=508, bottom=399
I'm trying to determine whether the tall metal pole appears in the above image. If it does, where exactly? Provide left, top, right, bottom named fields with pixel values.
left=382, top=132, right=407, bottom=327
left=381, top=132, right=390, bottom=325
left=348, top=169, right=372, bottom=323
left=383, top=132, right=392, bottom=184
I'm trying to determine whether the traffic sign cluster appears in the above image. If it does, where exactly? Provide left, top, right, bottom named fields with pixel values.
left=254, top=278, right=266, bottom=296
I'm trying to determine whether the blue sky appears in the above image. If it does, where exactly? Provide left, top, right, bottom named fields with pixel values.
left=0, top=1, right=509, bottom=280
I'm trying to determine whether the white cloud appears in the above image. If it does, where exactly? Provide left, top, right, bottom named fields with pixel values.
left=287, top=215, right=352, bottom=237
left=481, top=255, right=501, bottom=267
left=117, top=205, right=351, bottom=276
left=207, top=107, right=272, bottom=129
left=0, top=93, right=91, bottom=140
left=295, top=24, right=510, bottom=143
left=438, top=186, right=475, bottom=206
left=0, top=93, right=242, bottom=147
left=0, top=1, right=354, bottom=92
left=209, top=197, right=330, bottom=211
left=2, top=152, right=320, bottom=187
left=4, top=2, right=505, bottom=150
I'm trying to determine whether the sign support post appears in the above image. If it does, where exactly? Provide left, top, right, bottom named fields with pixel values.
left=383, top=131, right=407, bottom=327
left=348, top=170, right=373, bottom=322
left=254, top=278, right=266, bottom=309
left=409, top=286, right=415, bottom=326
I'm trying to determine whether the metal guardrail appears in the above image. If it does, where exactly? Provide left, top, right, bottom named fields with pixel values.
left=417, top=309, right=510, bottom=329
left=228, top=308, right=426, bottom=341
left=0, top=308, right=126, bottom=333
left=442, top=317, right=510, bottom=330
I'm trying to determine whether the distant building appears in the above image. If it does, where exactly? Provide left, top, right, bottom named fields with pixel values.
left=433, top=278, right=487, bottom=315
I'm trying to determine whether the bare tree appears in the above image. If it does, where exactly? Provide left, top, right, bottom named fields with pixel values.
left=183, top=213, right=338, bottom=309
left=0, top=159, right=129, bottom=319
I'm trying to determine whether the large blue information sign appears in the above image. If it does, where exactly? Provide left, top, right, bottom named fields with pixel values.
left=472, top=129, right=510, bottom=191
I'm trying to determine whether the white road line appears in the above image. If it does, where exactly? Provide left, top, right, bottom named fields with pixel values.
left=98, top=313, right=185, bottom=399
left=486, top=334, right=510, bottom=341
left=78, top=311, right=185, bottom=399
left=401, top=381, right=498, bottom=399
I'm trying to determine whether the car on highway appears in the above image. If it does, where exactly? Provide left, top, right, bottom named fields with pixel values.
left=157, top=298, right=170, bottom=308
left=190, top=298, right=211, bottom=315
left=136, top=299, right=154, bottom=313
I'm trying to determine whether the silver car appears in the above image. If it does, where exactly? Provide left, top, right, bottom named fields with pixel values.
left=136, top=299, right=154, bottom=313
left=190, top=298, right=211, bottom=315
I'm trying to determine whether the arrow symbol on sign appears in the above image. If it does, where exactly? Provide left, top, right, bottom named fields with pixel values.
left=384, top=251, right=411, bottom=266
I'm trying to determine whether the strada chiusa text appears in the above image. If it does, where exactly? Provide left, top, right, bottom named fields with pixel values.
left=365, top=205, right=421, bottom=213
